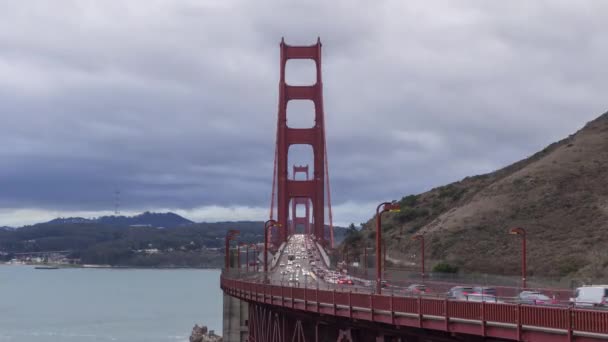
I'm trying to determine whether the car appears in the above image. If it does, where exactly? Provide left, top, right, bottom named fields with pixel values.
left=381, top=280, right=389, bottom=288
left=337, top=277, right=354, bottom=285
left=571, top=285, right=608, bottom=307
left=517, top=291, right=558, bottom=305
left=279, top=263, right=285, bottom=267
left=406, top=284, right=427, bottom=294
left=473, top=287, right=497, bottom=296
left=447, top=286, right=474, bottom=300
left=465, top=293, right=501, bottom=303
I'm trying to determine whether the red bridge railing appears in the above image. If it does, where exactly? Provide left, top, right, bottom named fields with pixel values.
left=221, top=274, right=608, bottom=341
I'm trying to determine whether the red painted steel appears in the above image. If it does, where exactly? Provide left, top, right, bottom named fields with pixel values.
left=449, top=300, right=480, bottom=321
left=323, top=143, right=334, bottom=248
left=275, top=38, right=327, bottom=244
left=270, top=128, right=278, bottom=221
left=221, top=275, right=608, bottom=341
left=575, top=309, right=608, bottom=334
left=224, top=230, right=239, bottom=269
left=485, top=302, right=517, bottom=324
left=291, top=165, right=311, bottom=236
left=375, top=202, right=400, bottom=294
left=509, top=227, right=527, bottom=288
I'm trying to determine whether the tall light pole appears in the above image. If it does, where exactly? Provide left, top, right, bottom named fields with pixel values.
left=250, top=243, right=258, bottom=271
left=363, top=247, right=373, bottom=277
left=225, top=230, right=240, bottom=270
left=241, top=243, right=249, bottom=272
left=412, top=234, right=425, bottom=279
left=237, top=242, right=246, bottom=270
left=383, top=240, right=386, bottom=278
left=375, top=201, right=401, bottom=294
left=509, top=227, right=527, bottom=288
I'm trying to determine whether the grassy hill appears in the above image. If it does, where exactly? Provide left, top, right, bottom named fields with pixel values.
left=344, top=111, right=608, bottom=283
left=0, top=217, right=348, bottom=267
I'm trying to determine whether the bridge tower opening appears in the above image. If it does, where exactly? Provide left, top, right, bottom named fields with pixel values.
left=290, top=165, right=311, bottom=236
left=269, top=37, right=334, bottom=246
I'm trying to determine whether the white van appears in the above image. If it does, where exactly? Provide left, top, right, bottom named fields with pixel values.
left=571, top=285, right=608, bottom=307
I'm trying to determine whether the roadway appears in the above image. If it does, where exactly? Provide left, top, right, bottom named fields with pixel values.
left=269, top=234, right=325, bottom=287
left=259, top=234, right=607, bottom=311
left=269, top=234, right=377, bottom=293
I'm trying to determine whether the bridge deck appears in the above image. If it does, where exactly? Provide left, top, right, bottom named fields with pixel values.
left=223, top=234, right=608, bottom=341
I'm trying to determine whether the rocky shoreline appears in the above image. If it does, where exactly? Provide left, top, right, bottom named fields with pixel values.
left=190, top=324, right=222, bottom=342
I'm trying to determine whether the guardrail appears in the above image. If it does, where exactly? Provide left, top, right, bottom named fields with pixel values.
left=221, top=273, right=608, bottom=341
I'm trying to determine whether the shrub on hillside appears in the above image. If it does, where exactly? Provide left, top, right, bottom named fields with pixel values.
left=438, top=185, right=466, bottom=201
left=397, top=207, right=429, bottom=223
left=432, top=262, right=459, bottom=274
left=400, top=194, right=418, bottom=207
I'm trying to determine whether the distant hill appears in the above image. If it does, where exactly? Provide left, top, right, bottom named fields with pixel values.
left=345, top=111, right=608, bottom=282
left=43, top=211, right=194, bottom=229
left=0, top=214, right=347, bottom=267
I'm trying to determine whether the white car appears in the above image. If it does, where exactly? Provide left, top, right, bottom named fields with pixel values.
left=571, top=285, right=608, bottom=307
left=464, top=293, right=502, bottom=303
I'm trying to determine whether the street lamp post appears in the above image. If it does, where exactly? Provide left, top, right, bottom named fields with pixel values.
left=383, top=240, right=386, bottom=278
left=237, top=242, right=246, bottom=270
left=225, top=230, right=240, bottom=270
left=375, top=201, right=401, bottom=294
left=509, top=227, right=527, bottom=288
left=244, top=243, right=250, bottom=272
left=363, top=247, right=372, bottom=277
left=250, top=243, right=257, bottom=271
left=412, top=234, right=425, bottom=279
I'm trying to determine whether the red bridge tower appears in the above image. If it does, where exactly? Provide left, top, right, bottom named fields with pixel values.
left=270, top=38, right=333, bottom=246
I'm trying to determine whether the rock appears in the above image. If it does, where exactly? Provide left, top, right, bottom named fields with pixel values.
left=190, top=324, right=222, bottom=342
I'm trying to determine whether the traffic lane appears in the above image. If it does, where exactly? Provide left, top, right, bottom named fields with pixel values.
left=272, top=235, right=333, bottom=287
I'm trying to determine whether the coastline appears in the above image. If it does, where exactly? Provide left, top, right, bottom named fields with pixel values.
left=1, top=262, right=221, bottom=270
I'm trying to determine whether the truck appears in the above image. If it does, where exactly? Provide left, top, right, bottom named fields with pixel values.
left=571, top=285, right=608, bottom=307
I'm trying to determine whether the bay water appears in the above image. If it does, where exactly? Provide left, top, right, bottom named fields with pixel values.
left=0, top=266, right=222, bottom=342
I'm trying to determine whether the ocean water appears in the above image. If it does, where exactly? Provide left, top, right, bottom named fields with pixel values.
left=0, top=266, right=222, bottom=342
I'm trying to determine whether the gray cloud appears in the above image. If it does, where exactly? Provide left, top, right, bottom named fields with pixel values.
left=0, top=1, right=607, bottom=225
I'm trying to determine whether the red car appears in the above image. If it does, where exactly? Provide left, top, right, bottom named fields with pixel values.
left=406, top=284, right=427, bottom=294
left=337, top=278, right=354, bottom=285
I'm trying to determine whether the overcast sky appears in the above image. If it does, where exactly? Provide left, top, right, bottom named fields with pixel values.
left=1, top=1, right=607, bottom=227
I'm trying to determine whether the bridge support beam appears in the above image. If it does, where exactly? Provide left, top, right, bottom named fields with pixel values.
left=222, top=293, right=249, bottom=342
left=291, top=165, right=311, bottom=235
left=245, top=302, right=483, bottom=342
